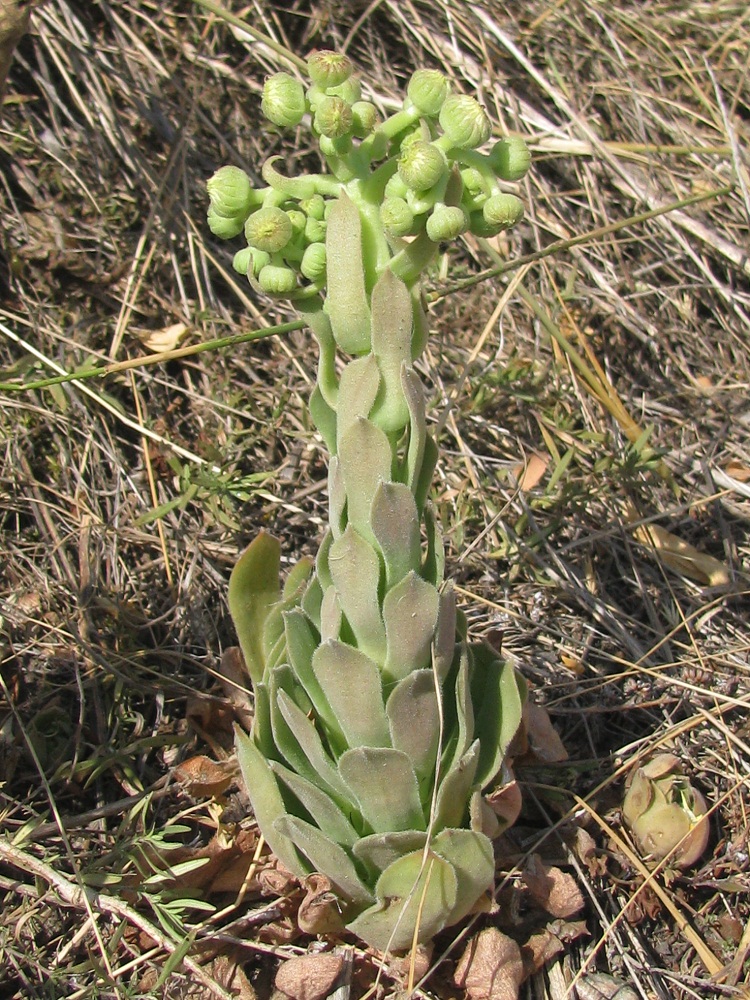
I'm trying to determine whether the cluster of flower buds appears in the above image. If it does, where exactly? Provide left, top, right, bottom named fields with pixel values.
left=207, top=51, right=530, bottom=298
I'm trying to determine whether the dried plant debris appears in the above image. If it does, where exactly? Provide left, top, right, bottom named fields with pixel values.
left=0, top=1, right=748, bottom=999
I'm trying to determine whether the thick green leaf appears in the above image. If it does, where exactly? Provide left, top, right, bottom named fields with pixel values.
left=434, top=739, right=479, bottom=830
left=319, top=584, right=343, bottom=641
left=433, top=584, right=457, bottom=682
left=470, top=645, right=525, bottom=788
left=275, top=814, right=374, bottom=908
left=352, top=830, right=427, bottom=875
left=328, top=526, right=386, bottom=662
left=328, top=457, right=347, bottom=539
left=370, top=481, right=421, bottom=590
left=270, top=760, right=360, bottom=847
left=401, top=365, right=426, bottom=494
left=234, top=726, right=306, bottom=877
left=301, top=574, right=323, bottom=629
left=276, top=689, right=349, bottom=795
left=431, top=828, right=495, bottom=926
left=298, top=299, right=339, bottom=409
left=370, top=270, right=413, bottom=433
left=337, top=418, right=393, bottom=543
left=282, top=555, right=314, bottom=600
left=346, top=849, right=457, bottom=952
left=339, top=747, right=425, bottom=833
left=421, top=501, right=445, bottom=587
left=386, top=669, right=439, bottom=784
left=382, top=571, right=439, bottom=683
left=284, top=608, right=338, bottom=734
left=312, top=640, right=390, bottom=750
left=315, top=529, right=334, bottom=591
left=324, top=194, right=371, bottom=355
left=227, top=532, right=281, bottom=687
left=336, top=354, right=380, bottom=443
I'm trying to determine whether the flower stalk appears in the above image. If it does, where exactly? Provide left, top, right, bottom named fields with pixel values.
left=208, top=52, right=531, bottom=951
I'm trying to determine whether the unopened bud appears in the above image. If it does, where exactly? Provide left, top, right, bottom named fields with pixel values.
left=398, top=140, right=447, bottom=192
left=304, top=215, right=326, bottom=244
left=426, top=204, right=467, bottom=242
left=207, top=165, right=254, bottom=219
left=300, top=194, right=326, bottom=220
left=439, top=94, right=491, bottom=149
left=314, top=96, right=354, bottom=138
left=351, top=101, right=379, bottom=137
left=407, top=69, right=449, bottom=116
left=380, top=197, right=415, bottom=237
left=261, top=73, right=307, bottom=127
left=232, top=246, right=253, bottom=275
left=257, top=264, right=297, bottom=295
left=490, top=136, right=531, bottom=181
left=483, top=193, right=524, bottom=229
left=307, top=50, right=353, bottom=89
left=300, top=242, right=327, bottom=282
left=245, top=207, right=294, bottom=253
left=207, top=205, right=245, bottom=240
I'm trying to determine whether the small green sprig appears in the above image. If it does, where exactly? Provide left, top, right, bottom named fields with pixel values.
left=208, top=51, right=529, bottom=953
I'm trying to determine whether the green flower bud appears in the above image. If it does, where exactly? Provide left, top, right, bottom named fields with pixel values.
left=314, top=96, right=354, bottom=138
left=483, top=193, right=524, bottom=230
left=380, top=197, right=415, bottom=237
left=489, top=136, right=531, bottom=181
left=300, top=242, right=327, bottom=282
left=304, top=215, right=326, bottom=244
left=300, top=194, right=326, bottom=220
left=257, top=263, right=297, bottom=295
left=384, top=172, right=409, bottom=201
left=407, top=68, right=450, bottom=116
left=439, top=94, right=491, bottom=148
left=467, top=210, right=503, bottom=238
left=327, top=77, right=362, bottom=105
left=307, top=50, right=353, bottom=89
left=207, top=165, right=254, bottom=220
left=398, top=140, right=447, bottom=192
left=232, top=246, right=253, bottom=275
left=460, top=166, right=486, bottom=200
left=207, top=205, right=245, bottom=240
left=623, top=754, right=709, bottom=868
left=245, top=207, right=293, bottom=253
left=261, top=72, right=307, bottom=127
left=286, top=209, right=307, bottom=239
left=249, top=249, right=271, bottom=277
left=426, top=204, right=467, bottom=242
left=351, top=101, right=380, bottom=137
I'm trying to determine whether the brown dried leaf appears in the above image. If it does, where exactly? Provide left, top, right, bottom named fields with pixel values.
left=522, top=919, right=589, bottom=974
left=297, top=874, right=346, bottom=936
left=173, top=754, right=233, bottom=798
left=522, top=854, right=585, bottom=919
left=275, top=953, right=344, bottom=1000
left=484, top=770, right=523, bottom=833
left=632, top=521, right=730, bottom=587
left=571, top=827, right=606, bottom=878
left=511, top=452, right=548, bottom=491
left=453, top=928, right=525, bottom=1000
left=523, top=702, right=568, bottom=763
left=137, top=321, right=190, bottom=353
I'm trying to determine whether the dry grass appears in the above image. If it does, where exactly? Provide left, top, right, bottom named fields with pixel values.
left=0, top=1, right=748, bottom=998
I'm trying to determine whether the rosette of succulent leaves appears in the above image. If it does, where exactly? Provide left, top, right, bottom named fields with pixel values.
left=207, top=51, right=530, bottom=953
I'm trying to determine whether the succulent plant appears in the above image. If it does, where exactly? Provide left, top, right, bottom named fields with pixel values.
left=622, top=753, right=710, bottom=868
left=208, top=52, right=531, bottom=952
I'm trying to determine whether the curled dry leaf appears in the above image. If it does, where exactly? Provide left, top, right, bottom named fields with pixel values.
left=522, top=919, right=588, bottom=974
left=453, top=927, right=525, bottom=1000
left=484, top=768, right=523, bottom=833
left=297, top=873, right=346, bottom=936
left=137, top=321, right=190, bottom=353
left=173, top=754, right=233, bottom=798
left=522, top=854, right=585, bottom=919
left=275, top=953, right=344, bottom=1000
left=522, top=702, right=568, bottom=763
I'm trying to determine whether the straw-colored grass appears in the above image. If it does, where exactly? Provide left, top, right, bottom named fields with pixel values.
left=0, top=2, right=748, bottom=997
